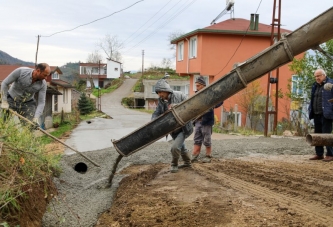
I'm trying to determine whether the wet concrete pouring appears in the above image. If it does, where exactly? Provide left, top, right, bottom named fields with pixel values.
left=42, top=133, right=333, bottom=227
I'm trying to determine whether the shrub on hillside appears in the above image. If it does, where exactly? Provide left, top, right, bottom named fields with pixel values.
left=121, top=97, right=134, bottom=108
left=77, top=92, right=95, bottom=115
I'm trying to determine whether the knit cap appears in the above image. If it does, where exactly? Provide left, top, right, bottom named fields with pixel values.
left=196, top=76, right=206, bottom=86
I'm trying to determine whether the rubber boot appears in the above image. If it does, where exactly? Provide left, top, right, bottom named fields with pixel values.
left=170, top=156, right=179, bottom=173
left=205, top=146, right=212, bottom=157
left=202, top=147, right=212, bottom=163
left=179, top=151, right=192, bottom=168
left=191, top=145, right=201, bottom=163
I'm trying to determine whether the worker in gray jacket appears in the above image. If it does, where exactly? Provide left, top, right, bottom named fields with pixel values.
left=1, top=63, right=50, bottom=126
left=152, top=77, right=193, bottom=173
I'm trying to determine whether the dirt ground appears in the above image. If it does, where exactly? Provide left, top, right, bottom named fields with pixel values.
left=95, top=154, right=333, bottom=227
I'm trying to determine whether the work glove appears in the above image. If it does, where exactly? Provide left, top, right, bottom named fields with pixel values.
left=1, top=100, right=9, bottom=110
left=32, top=117, right=40, bottom=128
left=324, top=83, right=333, bottom=91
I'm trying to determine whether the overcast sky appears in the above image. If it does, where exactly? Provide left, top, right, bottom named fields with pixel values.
left=0, top=0, right=332, bottom=71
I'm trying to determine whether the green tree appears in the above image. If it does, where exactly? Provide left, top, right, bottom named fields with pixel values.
left=285, top=39, right=333, bottom=135
left=237, top=80, right=266, bottom=130
left=77, top=93, right=95, bottom=115
left=288, top=39, right=333, bottom=101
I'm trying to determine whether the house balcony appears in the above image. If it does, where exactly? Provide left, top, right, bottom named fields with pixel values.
left=79, top=74, right=107, bottom=79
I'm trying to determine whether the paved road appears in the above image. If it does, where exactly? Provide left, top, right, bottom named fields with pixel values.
left=64, top=78, right=151, bottom=154
left=63, top=79, right=255, bottom=154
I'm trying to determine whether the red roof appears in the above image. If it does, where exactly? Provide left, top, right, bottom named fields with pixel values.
left=51, top=79, right=75, bottom=88
left=205, top=18, right=291, bottom=33
left=0, top=65, right=64, bottom=85
left=171, top=18, right=291, bottom=44
left=0, top=65, right=33, bottom=80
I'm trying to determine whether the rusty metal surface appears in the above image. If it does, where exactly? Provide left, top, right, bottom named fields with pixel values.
left=306, top=134, right=333, bottom=146
left=113, top=7, right=333, bottom=157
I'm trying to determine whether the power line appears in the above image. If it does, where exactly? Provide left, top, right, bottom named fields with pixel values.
left=40, top=0, right=144, bottom=38
left=123, top=0, right=186, bottom=51
left=213, top=0, right=263, bottom=76
left=121, top=0, right=174, bottom=45
left=123, top=0, right=198, bottom=54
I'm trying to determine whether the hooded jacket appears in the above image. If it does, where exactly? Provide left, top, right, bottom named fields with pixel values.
left=152, top=79, right=193, bottom=138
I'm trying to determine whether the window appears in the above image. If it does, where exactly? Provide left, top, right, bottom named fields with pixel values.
left=193, top=75, right=209, bottom=91
left=63, top=88, right=68, bottom=104
left=115, top=68, right=118, bottom=71
left=189, top=36, right=197, bottom=58
left=54, top=95, right=58, bottom=112
left=178, top=41, right=184, bottom=61
left=172, top=86, right=181, bottom=91
left=92, top=67, right=99, bottom=74
left=52, top=72, right=59, bottom=79
left=152, top=85, right=156, bottom=94
left=230, top=112, right=242, bottom=126
left=80, top=67, right=87, bottom=74
left=185, top=84, right=189, bottom=97
left=291, top=75, right=304, bottom=96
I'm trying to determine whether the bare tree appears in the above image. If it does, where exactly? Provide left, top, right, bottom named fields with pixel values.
left=86, top=50, right=103, bottom=63
left=168, top=30, right=185, bottom=58
left=98, top=34, right=123, bottom=62
left=161, top=58, right=172, bottom=69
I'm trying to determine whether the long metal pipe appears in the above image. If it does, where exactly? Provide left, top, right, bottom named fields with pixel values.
left=113, top=7, right=333, bottom=157
left=306, top=134, right=333, bottom=146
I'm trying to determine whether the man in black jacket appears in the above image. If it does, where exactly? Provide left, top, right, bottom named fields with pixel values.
left=308, top=68, right=333, bottom=161
left=191, top=76, right=223, bottom=163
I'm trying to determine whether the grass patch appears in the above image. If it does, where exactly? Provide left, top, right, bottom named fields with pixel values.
left=92, top=78, right=123, bottom=97
left=213, top=124, right=263, bottom=136
left=0, top=116, right=61, bottom=225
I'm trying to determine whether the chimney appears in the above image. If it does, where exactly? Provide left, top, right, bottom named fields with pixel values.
left=254, top=14, right=259, bottom=30
left=250, top=14, right=255, bottom=30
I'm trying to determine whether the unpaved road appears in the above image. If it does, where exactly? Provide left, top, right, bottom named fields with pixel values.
left=42, top=79, right=333, bottom=227
left=96, top=141, right=333, bottom=227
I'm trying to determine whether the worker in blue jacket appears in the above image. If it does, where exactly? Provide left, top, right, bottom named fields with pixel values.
left=191, top=76, right=223, bottom=163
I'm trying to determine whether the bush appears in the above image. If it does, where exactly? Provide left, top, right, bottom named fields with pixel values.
left=121, top=97, right=135, bottom=107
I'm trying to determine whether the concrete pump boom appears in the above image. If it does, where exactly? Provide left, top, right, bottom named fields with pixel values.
left=113, top=7, right=333, bottom=157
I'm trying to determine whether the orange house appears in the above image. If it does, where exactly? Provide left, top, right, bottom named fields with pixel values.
left=171, top=15, right=300, bottom=129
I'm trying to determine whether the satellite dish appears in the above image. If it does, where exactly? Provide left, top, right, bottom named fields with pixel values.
left=211, top=0, right=235, bottom=25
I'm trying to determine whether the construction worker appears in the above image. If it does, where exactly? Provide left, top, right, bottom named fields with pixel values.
left=152, top=76, right=193, bottom=173
left=191, top=76, right=223, bottom=163
left=1, top=63, right=50, bottom=126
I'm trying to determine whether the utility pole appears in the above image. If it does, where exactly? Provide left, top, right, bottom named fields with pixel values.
left=35, top=35, right=40, bottom=67
left=264, top=0, right=281, bottom=137
left=142, top=50, right=144, bottom=76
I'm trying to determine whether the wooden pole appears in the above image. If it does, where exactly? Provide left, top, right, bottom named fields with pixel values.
left=9, top=109, right=100, bottom=167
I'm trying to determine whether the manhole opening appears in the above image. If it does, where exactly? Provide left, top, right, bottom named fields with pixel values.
left=74, top=162, right=88, bottom=174
left=86, top=121, right=92, bottom=124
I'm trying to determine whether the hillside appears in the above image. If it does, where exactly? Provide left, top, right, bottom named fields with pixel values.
left=0, top=50, right=34, bottom=66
